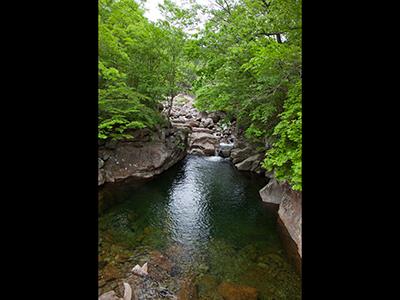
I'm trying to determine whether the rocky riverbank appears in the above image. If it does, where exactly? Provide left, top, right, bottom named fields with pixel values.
left=98, top=93, right=270, bottom=186
left=98, top=127, right=189, bottom=186
left=259, top=179, right=302, bottom=264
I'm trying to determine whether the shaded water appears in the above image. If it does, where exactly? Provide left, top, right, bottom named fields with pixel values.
left=99, top=155, right=301, bottom=299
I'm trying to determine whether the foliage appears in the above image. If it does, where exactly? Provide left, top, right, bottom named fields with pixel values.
left=263, top=81, right=302, bottom=190
left=98, top=0, right=189, bottom=140
left=190, top=0, right=302, bottom=189
left=98, top=0, right=302, bottom=190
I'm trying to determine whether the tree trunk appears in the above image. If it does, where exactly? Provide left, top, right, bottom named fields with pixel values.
left=167, top=94, right=175, bottom=126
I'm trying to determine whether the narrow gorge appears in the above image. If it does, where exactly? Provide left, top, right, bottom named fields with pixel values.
left=98, top=94, right=302, bottom=299
left=99, top=0, right=302, bottom=298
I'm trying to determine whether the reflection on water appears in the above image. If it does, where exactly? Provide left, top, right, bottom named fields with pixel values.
left=99, top=155, right=301, bottom=299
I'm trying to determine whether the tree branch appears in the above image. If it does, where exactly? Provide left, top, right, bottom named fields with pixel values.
left=258, top=27, right=302, bottom=37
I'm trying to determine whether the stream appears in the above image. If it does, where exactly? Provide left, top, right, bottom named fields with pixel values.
left=99, top=155, right=301, bottom=299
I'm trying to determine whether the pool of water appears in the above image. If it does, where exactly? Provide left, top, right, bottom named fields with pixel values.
left=99, top=155, right=301, bottom=299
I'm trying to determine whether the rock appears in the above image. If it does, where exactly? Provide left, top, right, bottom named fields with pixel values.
left=192, top=127, right=214, bottom=134
left=187, top=120, right=200, bottom=128
left=190, top=132, right=218, bottom=145
left=178, top=276, right=198, bottom=300
left=230, top=147, right=255, bottom=164
left=132, top=262, right=148, bottom=276
left=208, top=111, right=224, bottom=123
left=98, top=169, right=105, bottom=186
left=123, top=283, right=132, bottom=300
left=217, top=282, right=258, bottom=300
left=99, top=129, right=188, bottom=185
left=99, top=290, right=120, bottom=300
left=264, top=170, right=274, bottom=178
left=99, top=158, right=105, bottom=169
left=199, top=111, right=208, bottom=119
left=189, top=132, right=218, bottom=156
left=219, top=149, right=231, bottom=158
left=218, top=143, right=234, bottom=158
left=201, top=117, right=214, bottom=128
left=278, top=183, right=302, bottom=258
left=105, top=139, right=118, bottom=149
left=234, top=153, right=264, bottom=171
left=141, top=262, right=148, bottom=273
left=259, top=178, right=302, bottom=258
left=259, top=178, right=283, bottom=204
left=189, top=148, right=205, bottom=156
left=195, top=275, right=219, bottom=298
left=198, top=142, right=216, bottom=156
left=149, top=250, right=173, bottom=273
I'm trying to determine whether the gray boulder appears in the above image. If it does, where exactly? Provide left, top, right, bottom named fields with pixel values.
left=230, top=147, right=256, bottom=164
left=98, top=129, right=188, bottom=185
left=189, top=132, right=218, bottom=156
left=259, top=178, right=283, bottom=204
left=235, top=153, right=264, bottom=171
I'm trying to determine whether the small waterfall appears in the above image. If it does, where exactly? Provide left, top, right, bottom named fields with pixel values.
left=217, top=142, right=234, bottom=158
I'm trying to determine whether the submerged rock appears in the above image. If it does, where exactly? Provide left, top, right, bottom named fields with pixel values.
left=217, top=282, right=258, bottom=300
left=178, top=276, right=198, bottom=300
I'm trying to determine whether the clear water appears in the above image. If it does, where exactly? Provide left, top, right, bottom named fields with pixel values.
left=99, top=155, right=301, bottom=299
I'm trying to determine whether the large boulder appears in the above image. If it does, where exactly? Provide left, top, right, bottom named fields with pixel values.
left=208, top=111, right=225, bottom=123
left=259, top=180, right=302, bottom=258
left=259, top=178, right=282, bottom=204
left=189, top=132, right=218, bottom=156
left=278, top=183, right=302, bottom=258
left=200, top=117, right=214, bottom=129
left=190, top=132, right=218, bottom=145
left=234, top=153, right=264, bottom=171
left=192, top=142, right=216, bottom=156
left=230, top=147, right=255, bottom=164
left=217, top=142, right=234, bottom=158
left=98, top=129, right=188, bottom=185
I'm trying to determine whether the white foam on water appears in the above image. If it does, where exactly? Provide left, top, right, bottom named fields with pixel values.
left=204, top=156, right=223, bottom=162
left=219, top=143, right=234, bottom=148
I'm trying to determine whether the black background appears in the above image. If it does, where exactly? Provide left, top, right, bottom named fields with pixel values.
left=2, top=0, right=396, bottom=298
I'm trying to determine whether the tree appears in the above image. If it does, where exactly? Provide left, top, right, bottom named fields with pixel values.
left=191, top=0, right=302, bottom=189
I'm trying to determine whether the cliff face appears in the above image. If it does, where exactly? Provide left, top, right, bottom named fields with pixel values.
left=259, top=179, right=302, bottom=259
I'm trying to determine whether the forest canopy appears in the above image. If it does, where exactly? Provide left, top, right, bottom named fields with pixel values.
left=98, top=0, right=302, bottom=190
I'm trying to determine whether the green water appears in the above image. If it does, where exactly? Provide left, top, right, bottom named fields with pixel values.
left=99, top=155, right=301, bottom=299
